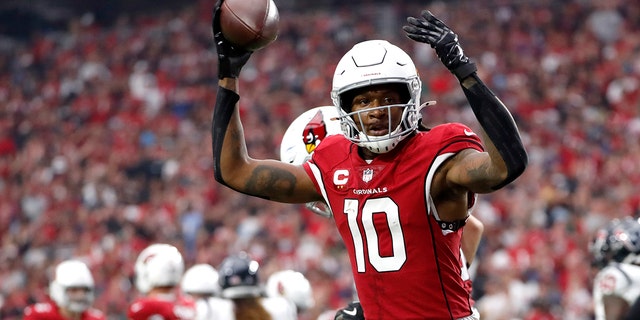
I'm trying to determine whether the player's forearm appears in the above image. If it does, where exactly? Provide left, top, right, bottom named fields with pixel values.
left=219, top=77, right=238, bottom=92
left=460, top=74, right=528, bottom=190
left=211, top=80, right=249, bottom=189
left=212, top=80, right=314, bottom=202
left=461, top=215, right=484, bottom=266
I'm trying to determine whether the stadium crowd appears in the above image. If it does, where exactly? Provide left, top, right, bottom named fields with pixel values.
left=1, top=0, right=639, bottom=319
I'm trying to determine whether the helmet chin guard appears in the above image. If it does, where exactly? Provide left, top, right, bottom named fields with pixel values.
left=331, top=40, right=425, bottom=154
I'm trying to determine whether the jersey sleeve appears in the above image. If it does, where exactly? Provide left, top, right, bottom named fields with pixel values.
left=87, top=309, right=107, bottom=320
left=24, top=302, right=57, bottom=320
left=23, top=305, right=39, bottom=320
left=595, top=265, right=632, bottom=297
left=429, top=123, right=484, bottom=154
left=128, top=299, right=168, bottom=320
left=302, top=134, right=349, bottom=195
left=127, top=300, right=145, bottom=320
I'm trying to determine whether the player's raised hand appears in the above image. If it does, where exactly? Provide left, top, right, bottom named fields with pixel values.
left=212, top=0, right=252, bottom=79
left=403, top=10, right=477, bottom=81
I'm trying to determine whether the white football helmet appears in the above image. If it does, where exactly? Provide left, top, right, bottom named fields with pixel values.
left=181, top=264, right=220, bottom=296
left=265, top=270, right=315, bottom=311
left=279, top=106, right=342, bottom=217
left=49, top=259, right=95, bottom=313
left=331, top=40, right=427, bottom=154
left=134, top=243, right=185, bottom=294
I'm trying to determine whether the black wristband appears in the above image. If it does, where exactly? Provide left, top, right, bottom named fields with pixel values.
left=453, top=61, right=477, bottom=81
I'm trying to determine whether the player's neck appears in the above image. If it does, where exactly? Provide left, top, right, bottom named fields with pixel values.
left=358, top=147, right=377, bottom=160
left=357, top=136, right=410, bottom=160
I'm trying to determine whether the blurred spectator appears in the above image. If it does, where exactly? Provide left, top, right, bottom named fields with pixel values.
left=217, top=252, right=296, bottom=320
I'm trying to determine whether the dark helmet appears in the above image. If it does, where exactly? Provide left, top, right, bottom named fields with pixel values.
left=590, top=216, right=640, bottom=268
left=218, top=252, right=262, bottom=299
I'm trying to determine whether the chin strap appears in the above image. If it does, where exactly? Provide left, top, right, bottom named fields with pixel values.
left=462, top=74, right=528, bottom=190
left=211, top=86, right=239, bottom=188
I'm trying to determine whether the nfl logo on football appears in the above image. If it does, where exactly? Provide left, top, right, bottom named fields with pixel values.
left=362, top=168, right=373, bottom=183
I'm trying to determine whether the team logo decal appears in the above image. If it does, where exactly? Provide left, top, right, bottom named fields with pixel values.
left=302, top=109, right=328, bottom=154
left=599, top=274, right=617, bottom=294
left=362, top=168, right=373, bottom=183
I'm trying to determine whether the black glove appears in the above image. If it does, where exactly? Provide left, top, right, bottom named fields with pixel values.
left=403, top=10, right=477, bottom=81
left=212, top=0, right=252, bottom=79
left=334, top=301, right=364, bottom=320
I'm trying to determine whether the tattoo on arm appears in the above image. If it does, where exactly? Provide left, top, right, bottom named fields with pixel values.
left=465, top=159, right=495, bottom=184
left=245, top=165, right=297, bottom=198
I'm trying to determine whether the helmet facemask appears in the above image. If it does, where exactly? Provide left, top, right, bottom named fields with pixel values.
left=337, top=93, right=420, bottom=154
left=57, top=286, right=94, bottom=313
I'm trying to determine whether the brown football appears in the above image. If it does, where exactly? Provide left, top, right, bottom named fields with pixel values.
left=220, top=0, right=279, bottom=51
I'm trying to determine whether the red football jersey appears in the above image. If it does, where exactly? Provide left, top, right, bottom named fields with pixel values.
left=128, top=294, right=197, bottom=320
left=304, top=123, right=483, bottom=320
left=23, top=301, right=105, bottom=320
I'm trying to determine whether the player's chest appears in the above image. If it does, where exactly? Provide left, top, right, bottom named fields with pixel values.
left=325, top=155, right=430, bottom=197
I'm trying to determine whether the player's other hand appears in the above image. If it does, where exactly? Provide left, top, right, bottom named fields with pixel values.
left=334, top=301, right=365, bottom=320
left=403, top=10, right=477, bottom=81
left=212, top=0, right=252, bottom=79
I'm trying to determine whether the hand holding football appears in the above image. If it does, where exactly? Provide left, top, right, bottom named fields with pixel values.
left=220, top=0, right=279, bottom=51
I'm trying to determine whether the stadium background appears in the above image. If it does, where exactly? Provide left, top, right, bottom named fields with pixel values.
left=1, top=0, right=639, bottom=319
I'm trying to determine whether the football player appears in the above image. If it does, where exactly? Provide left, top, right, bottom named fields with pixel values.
left=215, top=252, right=297, bottom=320
left=591, top=217, right=640, bottom=320
left=266, top=269, right=315, bottom=314
left=181, top=263, right=232, bottom=320
left=329, top=216, right=483, bottom=320
left=128, top=243, right=197, bottom=320
left=282, top=107, right=485, bottom=320
left=24, top=259, right=105, bottom=320
left=210, top=0, right=527, bottom=316
left=279, top=106, right=342, bottom=218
